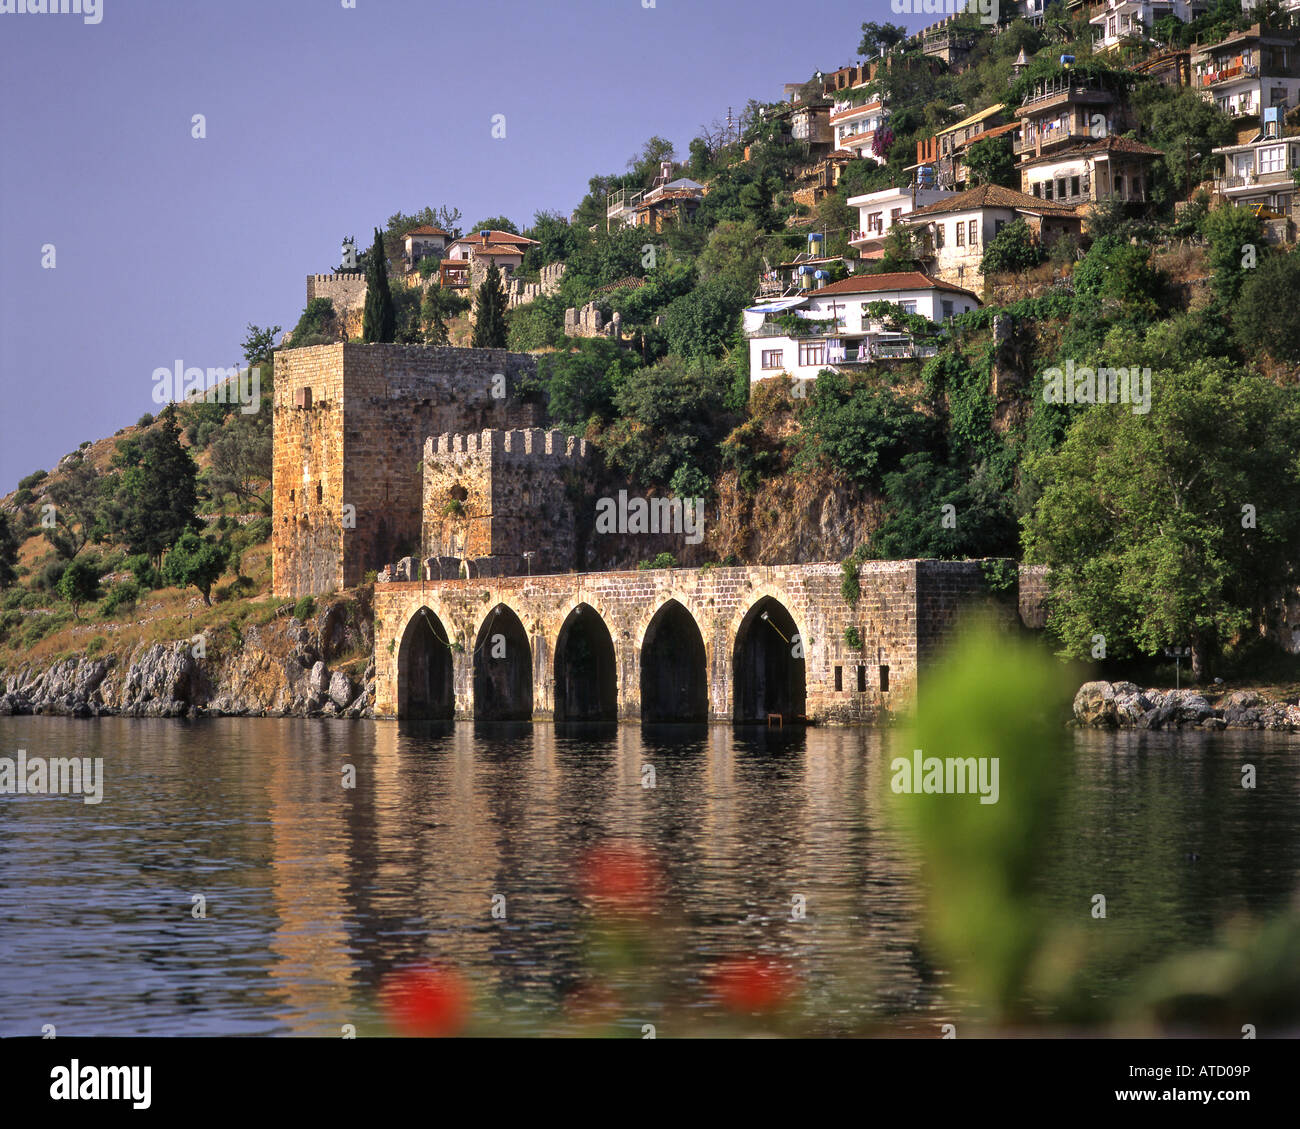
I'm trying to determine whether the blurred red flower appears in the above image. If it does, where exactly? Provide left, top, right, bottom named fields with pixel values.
left=579, top=843, right=658, bottom=915
left=711, top=956, right=795, bottom=1013
left=381, top=965, right=470, bottom=1037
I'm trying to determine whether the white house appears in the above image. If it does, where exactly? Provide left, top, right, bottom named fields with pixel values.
left=901, top=183, right=1082, bottom=289
left=830, top=96, right=889, bottom=164
left=1212, top=105, right=1300, bottom=217
left=1090, top=1, right=1202, bottom=54
left=444, top=229, right=539, bottom=278
left=744, top=271, right=981, bottom=384
left=1192, top=23, right=1300, bottom=118
left=848, top=184, right=955, bottom=259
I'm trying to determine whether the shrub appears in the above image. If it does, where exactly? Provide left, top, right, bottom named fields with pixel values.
left=844, top=625, right=863, bottom=650
left=86, top=635, right=106, bottom=657
left=294, top=595, right=316, bottom=621
left=100, top=579, right=141, bottom=619
left=638, top=553, right=677, bottom=570
left=126, top=553, right=162, bottom=590
left=981, top=219, right=1045, bottom=275
left=137, top=413, right=154, bottom=428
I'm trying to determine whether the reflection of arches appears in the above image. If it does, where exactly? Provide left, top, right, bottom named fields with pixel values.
left=733, top=595, right=806, bottom=723
left=554, top=604, right=617, bottom=722
left=397, top=607, right=455, bottom=720
left=640, top=600, right=707, bottom=723
left=473, top=604, right=532, bottom=721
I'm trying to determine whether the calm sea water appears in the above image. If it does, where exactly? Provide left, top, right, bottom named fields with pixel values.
left=0, top=717, right=1296, bottom=1036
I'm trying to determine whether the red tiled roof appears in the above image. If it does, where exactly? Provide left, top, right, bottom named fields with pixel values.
left=454, top=230, right=538, bottom=245
left=405, top=225, right=449, bottom=237
left=907, top=183, right=1078, bottom=217
left=813, top=271, right=981, bottom=303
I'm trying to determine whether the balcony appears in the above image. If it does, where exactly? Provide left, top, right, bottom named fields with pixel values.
left=1200, top=64, right=1257, bottom=87
left=1216, top=169, right=1295, bottom=190
left=1015, top=119, right=1100, bottom=155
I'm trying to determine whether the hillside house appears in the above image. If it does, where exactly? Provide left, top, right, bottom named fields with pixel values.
left=744, top=271, right=981, bottom=383
left=1213, top=105, right=1300, bottom=224
left=1192, top=23, right=1300, bottom=117
left=848, top=184, right=956, bottom=260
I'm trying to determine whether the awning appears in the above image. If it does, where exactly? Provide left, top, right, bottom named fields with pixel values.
left=743, top=296, right=808, bottom=333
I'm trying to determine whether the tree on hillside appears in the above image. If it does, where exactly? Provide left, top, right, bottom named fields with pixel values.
left=104, top=404, right=200, bottom=566
left=0, top=512, right=18, bottom=589
left=43, top=453, right=105, bottom=560
left=964, top=136, right=1017, bottom=188
left=1235, top=251, right=1300, bottom=363
left=1023, top=362, right=1300, bottom=680
left=540, top=338, right=643, bottom=430
left=240, top=324, right=281, bottom=370
left=469, top=216, right=519, bottom=235
left=1201, top=201, right=1264, bottom=304
left=982, top=219, right=1045, bottom=275
left=471, top=263, right=509, bottom=349
left=162, top=531, right=229, bottom=606
left=57, top=556, right=102, bottom=620
left=206, top=409, right=272, bottom=511
left=362, top=227, right=396, bottom=343
left=858, top=21, right=910, bottom=59
left=662, top=277, right=748, bottom=360
left=696, top=218, right=768, bottom=292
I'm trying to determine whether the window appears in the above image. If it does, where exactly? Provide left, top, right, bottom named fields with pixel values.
left=1260, top=145, right=1286, bottom=174
left=941, top=299, right=954, bottom=320
left=956, top=221, right=965, bottom=246
left=761, top=349, right=783, bottom=370
left=1115, top=173, right=1125, bottom=196
left=1070, top=175, right=1080, bottom=197
left=890, top=207, right=903, bottom=225
left=968, top=219, right=978, bottom=246
left=934, top=223, right=945, bottom=248
left=994, top=218, right=1007, bottom=235
left=900, top=300, right=917, bottom=315
left=316, top=482, right=323, bottom=504
left=856, top=665, right=867, bottom=692
left=879, top=665, right=890, bottom=693
left=1042, top=179, right=1053, bottom=200
left=798, top=340, right=826, bottom=367
left=834, top=666, right=843, bottom=692
left=867, top=211, right=883, bottom=233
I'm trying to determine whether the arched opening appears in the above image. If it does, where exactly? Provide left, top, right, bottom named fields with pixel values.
left=640, top=600, right=708, bottom=723
left=733, top=596, right=806, bottom=724
left=554, top=604, right=617, bottom=722
left=398, top=607, right=455, bottom=721
left=473, top=604, right=533, bottom=721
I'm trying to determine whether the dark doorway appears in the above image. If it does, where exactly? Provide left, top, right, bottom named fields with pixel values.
left=398, top=607, right=455, bottom=720
left=733, top=597, right=806, bottom=723
left=640, top=600, right=708, bottom=723
left=473, top=605, right=533, bottom=721
left=554, top=604, right=617, bottom=722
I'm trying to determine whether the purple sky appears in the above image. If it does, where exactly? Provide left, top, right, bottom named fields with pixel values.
left=0, top=0, right=929, bottom=492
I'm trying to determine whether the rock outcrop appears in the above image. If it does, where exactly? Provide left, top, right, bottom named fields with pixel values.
left=0, top=594, right=376, bottom=720
left=1073, top=680, right=1300, bottom=732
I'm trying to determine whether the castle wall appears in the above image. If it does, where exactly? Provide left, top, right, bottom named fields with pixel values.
left=306, top=272, right=367, bottom=313
left=272, top=344, right=543, bottom=597
left=421, top=429, right=589, bottom=576
left=372, top=559, right=1021, bottom=724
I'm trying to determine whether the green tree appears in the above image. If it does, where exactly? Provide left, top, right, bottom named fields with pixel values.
left=858, top=21, right=910, bottom=58
left=1235, top=249, right=1300, bottom=362
left=964, top=136, right=1017, bottom=188
left=981, top=218, right=1045, bottom=275
left=288, top=298, right=337, bottom=347
left=662, top=278, right=748, bottom=360
left=42, top=453, right=105, bottom=560
left=696, top=218, right=768, bottom=292
left=206, top=409, right=272, bottom=511
left=1201, top=201, right=1264, bottom=304
left=0, top=512, right=18, bottom=588
left=468, top=216, right=519, bottom=235
left=1023, top=362, right=1300, bottom=679
left=162, top=531, right=229, bottom=606
left=105, top=404, right=200, bottom=565
left=57, top=555, right=102, bottom=620
left=540, top=338, right=641, bottom=429
left=240, top=324, right=281, bottom=370
left=362, top=227, right=396, bottom=343
left=471, top=263, right=509, bottom=348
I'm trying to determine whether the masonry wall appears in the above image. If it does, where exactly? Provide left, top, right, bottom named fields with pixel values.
left=272, top=344, right=543, bottom=597
left=306, top=272, right=368, bottom=313
left=371, top=559, right=1016, bottom=724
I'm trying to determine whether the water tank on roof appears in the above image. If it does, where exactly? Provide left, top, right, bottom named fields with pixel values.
left=1060, top=54, right=1074, bottom=67
left=917, top=165, right=934, bottom=187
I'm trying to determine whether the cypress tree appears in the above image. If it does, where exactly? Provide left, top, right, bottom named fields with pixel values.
left=471, top=263, right=509, bottom=349
left=362, top=227, right=396, bottom=343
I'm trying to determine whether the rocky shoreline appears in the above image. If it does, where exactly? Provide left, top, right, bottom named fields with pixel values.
left=1073, top=680, right=1300, bottom=732
left=0, top=597, right=376, bottom=721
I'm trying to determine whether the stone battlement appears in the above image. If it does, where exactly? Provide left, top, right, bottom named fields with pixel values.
left=425, top=429, right=588, bottom=460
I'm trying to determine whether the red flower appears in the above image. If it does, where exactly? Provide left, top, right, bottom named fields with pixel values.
left=381, top=965, right=469, bottom=1037
left=711, top=956, right=795, bottom=1013
left=579, top=843, right=658, bottom=915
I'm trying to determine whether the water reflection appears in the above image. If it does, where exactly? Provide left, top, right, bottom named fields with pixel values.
left=0, top=717, right=1295, bottom=1035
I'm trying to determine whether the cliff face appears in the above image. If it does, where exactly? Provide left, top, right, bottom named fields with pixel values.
left=0, top=594, right=375, bottom=720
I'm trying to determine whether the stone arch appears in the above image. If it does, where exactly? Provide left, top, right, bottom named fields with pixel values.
left=553, top=603, right=618, bottom=722
left=731, top=591, right=807, bottom=724
left=472, top=603, right=533, bottom=721
left=639, top=598, right=708, bottom=723
left=396, top=605, right=456, bottom=721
